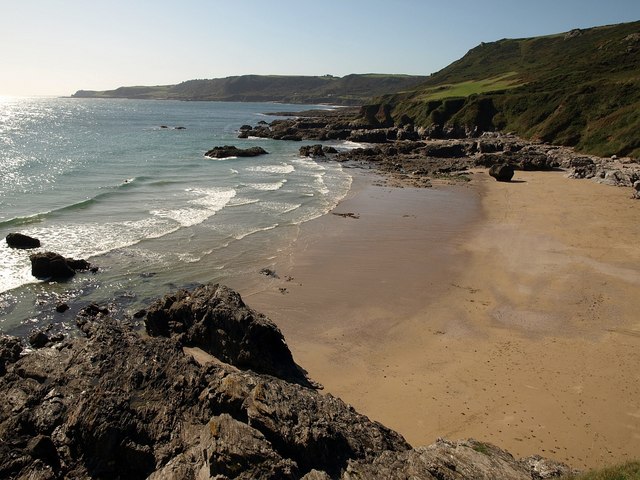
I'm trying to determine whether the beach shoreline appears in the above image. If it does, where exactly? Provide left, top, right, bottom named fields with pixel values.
left=242, top=167, right=640, bottom=470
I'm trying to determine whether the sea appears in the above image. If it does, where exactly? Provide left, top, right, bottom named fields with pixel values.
left=0, top=97, right=354, bottom=335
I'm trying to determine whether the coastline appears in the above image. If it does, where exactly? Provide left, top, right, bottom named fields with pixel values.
left=244, top=168, right=640, bottom=470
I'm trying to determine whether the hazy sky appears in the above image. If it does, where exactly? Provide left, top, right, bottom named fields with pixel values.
left=1, top=0, right=639, bottom=96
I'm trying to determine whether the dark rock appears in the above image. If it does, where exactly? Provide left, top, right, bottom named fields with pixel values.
left=27, top=435, right=60, bottom=470
left=66, top=258, right=92, bottom=271
left=144, top=283, right=312, bottom=387
left=29, top=252, right=92, bottom=280
left=204, top=145, right=269, bottom=158
left=489, top=163, right=515, bottom=182
left=300, top=144, right=325, bottom=157
left=133, top=309, right=147, bottom=319
left=260, top=267, right=279, bottom=278
left=348, top=129, right=389, bottom=143
left=160, top=125, right=168, bottom=129
left=280, top=134, right=303, bottom=141
left=28, top=329, right=50, bottom=349
left=56, top=303, right=70, bottom=313
left=478, top=141, right=504, bottom=153
left=239, top=124, right=252, bottom=131
left=516, top=152, right=557, bottom=171
left=80, top=304, right=109, bottom=317
left=396, top=128, right=420, bottom=141
left=422, top=143, right=467, bottom=158
left=174, top=126, right=186, bottom=130
left=30, top=252, right=76, bottom=280
left=6, top=232, right=41, bottom=249
left=0, top=335, right=22, bottom=375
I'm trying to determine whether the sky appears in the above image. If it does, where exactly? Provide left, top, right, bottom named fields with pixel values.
left=1, top=0, right=639, bottom=96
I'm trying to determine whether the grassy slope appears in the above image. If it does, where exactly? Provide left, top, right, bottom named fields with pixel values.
left=379, top=21, right=640, bottom=157
left=563, top=461, right=640, bottom=480
left=72, top=74, right=427, bottom=106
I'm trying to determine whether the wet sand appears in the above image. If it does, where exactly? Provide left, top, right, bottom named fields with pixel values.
left=243, top=169, right=640, bottom=469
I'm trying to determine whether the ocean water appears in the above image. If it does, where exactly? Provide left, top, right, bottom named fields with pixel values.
left=0, top=97, right=353, bottom=334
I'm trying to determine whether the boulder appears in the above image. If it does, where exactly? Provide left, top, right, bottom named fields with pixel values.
left=633, top=180, right=640, bottom=199
left=29, top=252, right=92, bottom=280
left=516, top=152, right=557, bottom=171
left=29, top=252, right=76, bottom=280
left=567, top=157, right=597, bottom=179
left=6, top=233, right=41, bottom=249
left=204, top=146, right=269, bottom=158
left=300, top=144, right=325, bottom=157
left=144, top=283, right=313, bottom=387
left=421, top=143, right=467, bottom=158
left=28, top=329, right=50, bottom=349
left=348, top=129, right=389, bottom=143
left=489, top=163, right=515, bottom=182
left=0, top=335, right=22, bottom=375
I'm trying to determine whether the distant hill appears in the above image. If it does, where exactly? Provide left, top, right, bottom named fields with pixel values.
left=72, top=74, right=428, bottom=106
left=370, top=20, right=640, bottom=158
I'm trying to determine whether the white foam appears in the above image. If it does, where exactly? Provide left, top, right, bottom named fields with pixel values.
left=259, top=201, right=302, bottom=214
left=293, top=156, right=326, bottom=171
left=234, top=223, right=279, bottom=240
left=151, top=188, right=235, bottom=227
left=228, top=197, right=260, bottom=207
left=245, top=164, right=295, bottom=175
left=313, top=173, right=330, bottom=195
left=246, top=179, right=287, bottom=191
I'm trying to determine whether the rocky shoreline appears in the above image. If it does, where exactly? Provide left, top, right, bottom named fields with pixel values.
left=241, top=107, right=640, bottom=195
left=3, top=107, right=637, bottom=479
left=0, top=283, right=574, bottom=479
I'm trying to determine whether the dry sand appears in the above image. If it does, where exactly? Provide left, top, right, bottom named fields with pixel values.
left=243, top=169, right=640, bottom=470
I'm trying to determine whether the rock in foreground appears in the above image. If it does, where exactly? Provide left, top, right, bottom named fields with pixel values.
left=29, top=251, right=92, bottom=280
left=0, top=284, right=573, bottom=479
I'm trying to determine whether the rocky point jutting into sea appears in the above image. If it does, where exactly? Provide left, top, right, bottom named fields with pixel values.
left=0, top=283, right=574, bottom=479
left=238, top=106, right=640, bottom=195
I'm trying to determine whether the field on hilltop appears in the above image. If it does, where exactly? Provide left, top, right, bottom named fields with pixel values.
left=374, top=20, right=640, bottom=158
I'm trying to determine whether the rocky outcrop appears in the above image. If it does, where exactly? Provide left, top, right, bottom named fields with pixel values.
left=144, top=284, right=314, bottom=387
left=29, top=251, right=93, bottom=280
left=5, top=233, right=41, bottom=249
left=489, top=163, right=515, bottom=182
left=300, top=144, right=326, bottom=157
left=204, top=145, right=269, bottom=158
left=343, top=438, right=573, bottom=479
left=0, top=284, right=574, bottom=479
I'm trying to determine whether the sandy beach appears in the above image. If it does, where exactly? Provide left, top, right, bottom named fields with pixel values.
left=243, top=168, right=640, bottom=470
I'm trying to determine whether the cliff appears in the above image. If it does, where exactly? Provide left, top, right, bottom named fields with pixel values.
left=367, top=20, right=640, bottom=158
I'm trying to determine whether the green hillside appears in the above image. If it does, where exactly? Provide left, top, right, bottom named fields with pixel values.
left=72, top=74, right=427, bottom=106
left=375, top=21, right=640, bottom=158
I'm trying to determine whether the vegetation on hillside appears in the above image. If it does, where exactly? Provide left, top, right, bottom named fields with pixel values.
left=72, top=74, right=427, bottom=106
left=375, top=21, right=640, bottom=158
left=563, top=461, right=640, bottom=480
